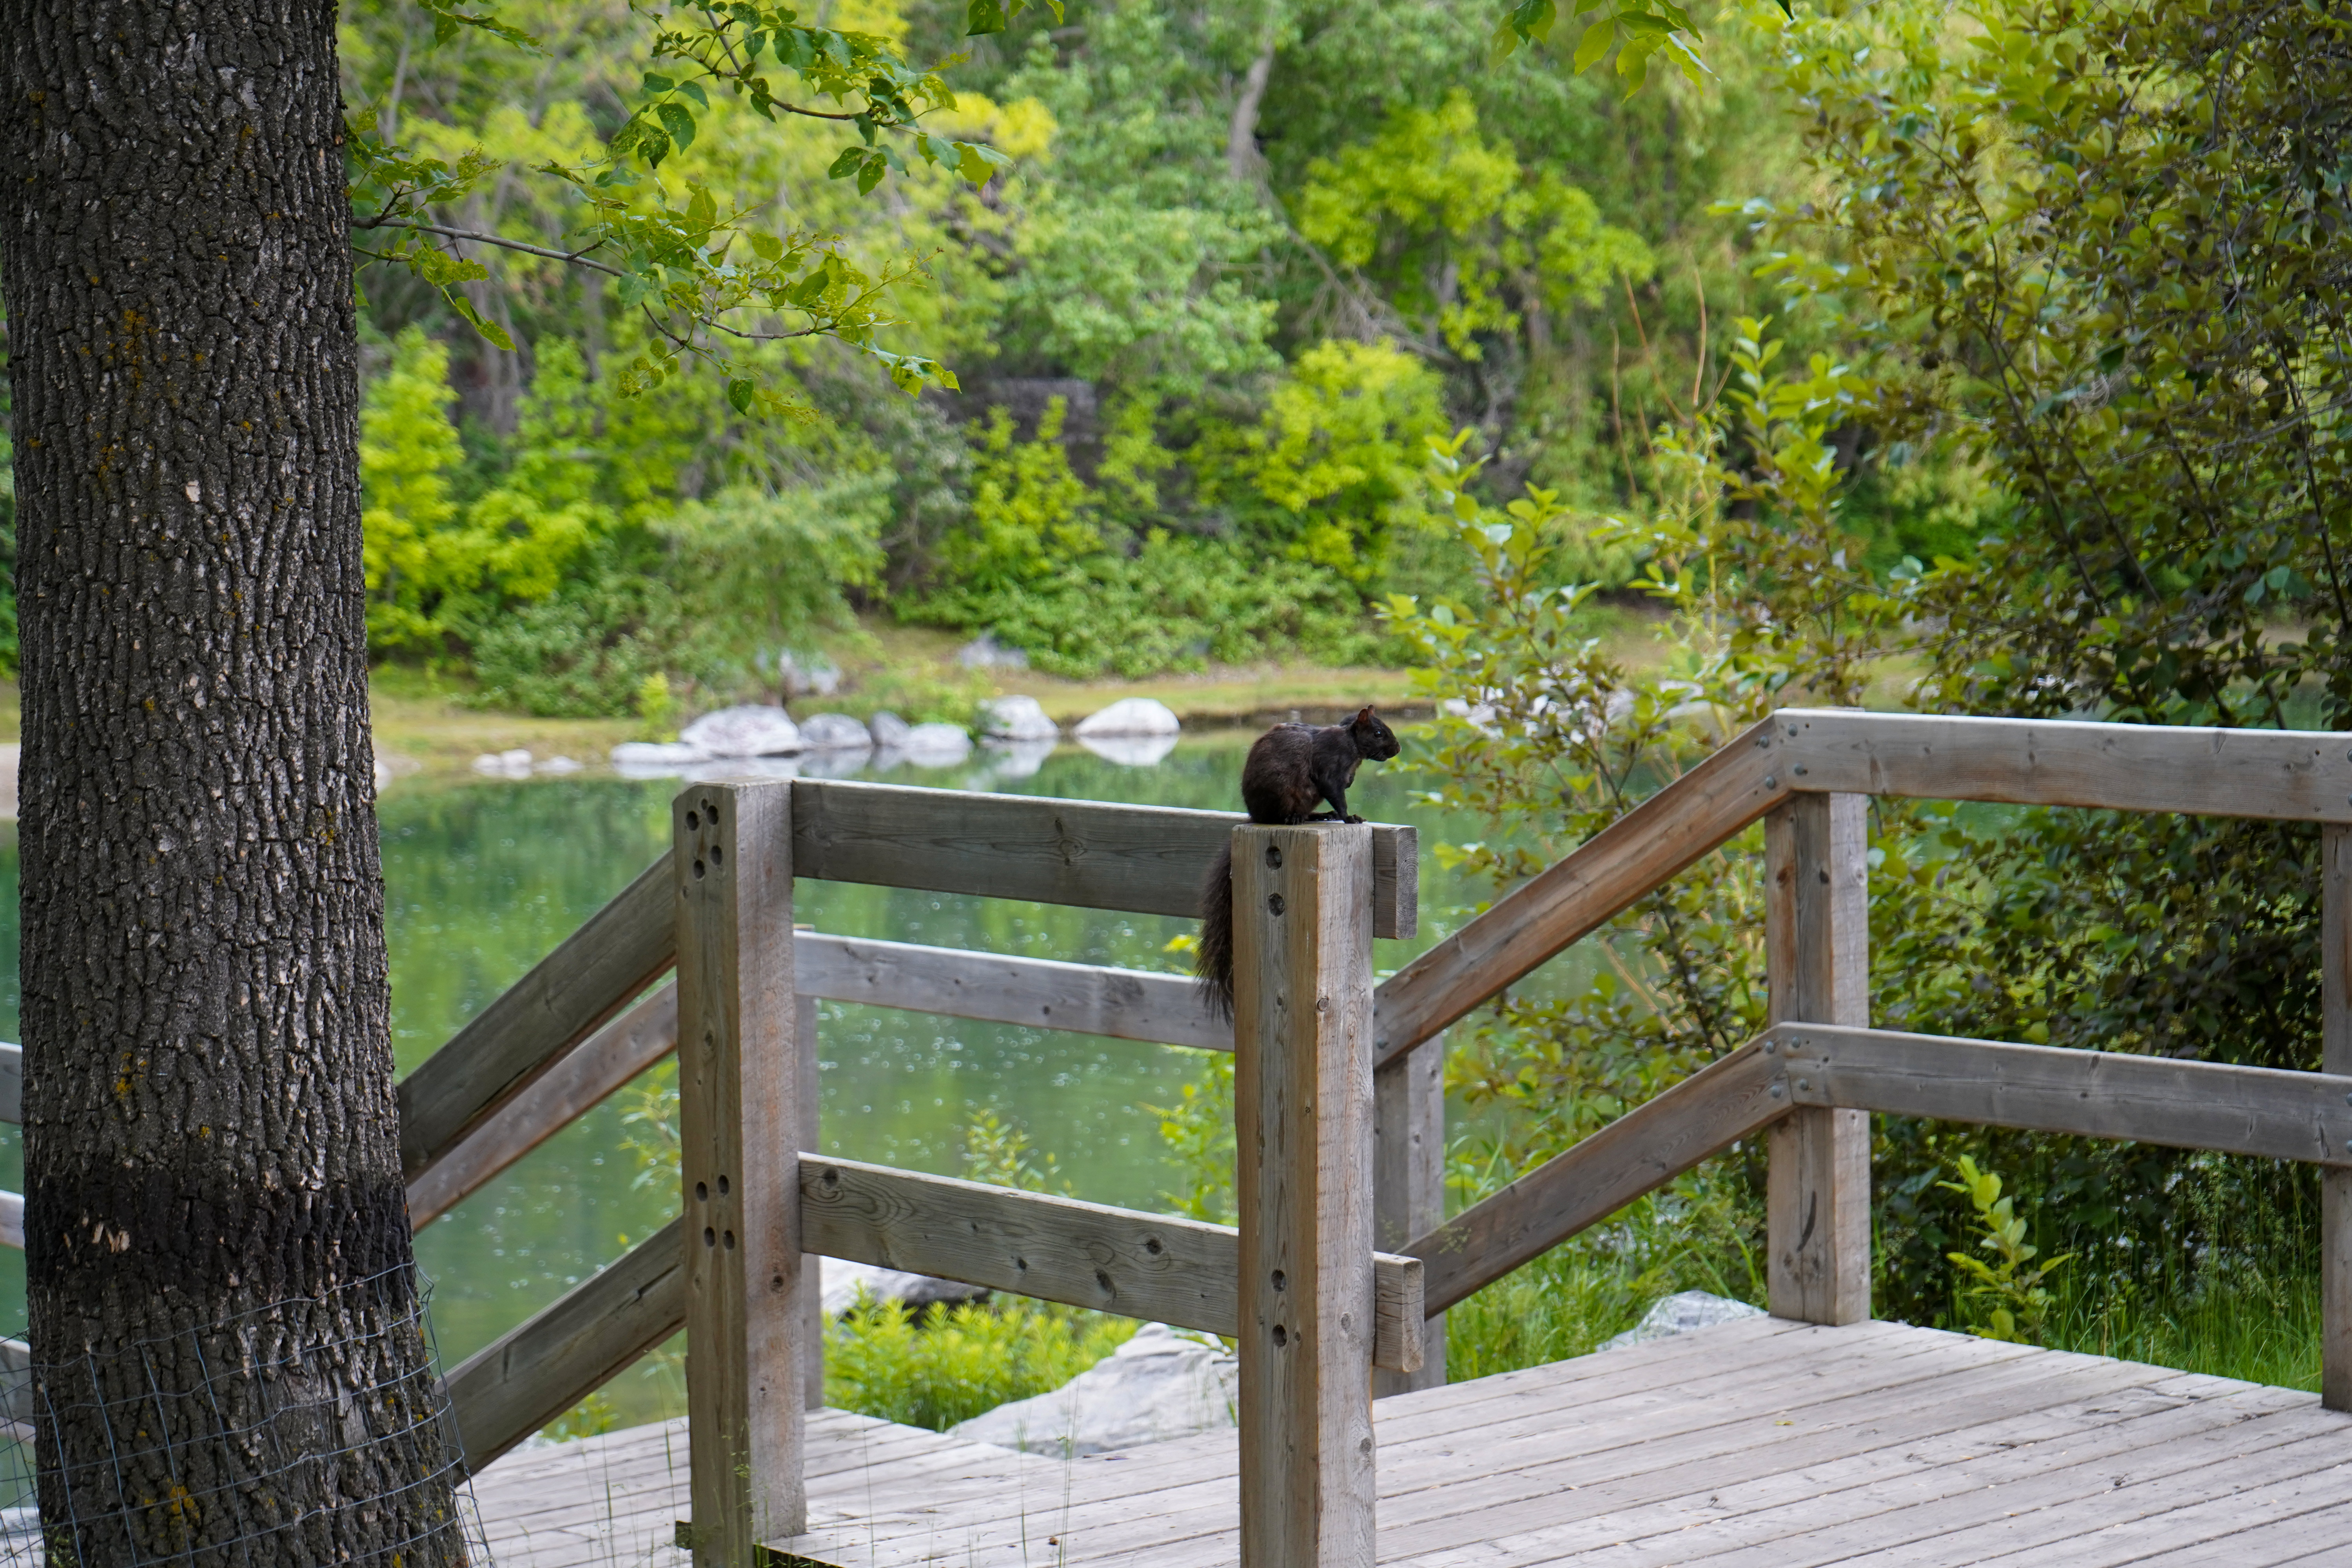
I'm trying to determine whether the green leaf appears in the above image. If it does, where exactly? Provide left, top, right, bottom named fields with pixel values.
left=855, top=152, right=887, bottom=194
left=727, top=377, right=756, bottom=416
left=448, top=291, right=516, bottom=352
left=956, top=141, right=1000, bottom=183
left=747, top=230, right=784, bottom=262
left=678, top=80, right=709, bottom=109
left=1573, top=18, right=1615, bottom=73
left=655, top=101, right=697, bottom=152
left=827, top=145, right=866, bottom=181
left=965, top=0, right=1009, bottom=36
left=642, top=71, right=675, bottom=94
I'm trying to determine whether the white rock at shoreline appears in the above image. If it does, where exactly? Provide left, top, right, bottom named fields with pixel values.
left=979, top=695, right=1059, bottom=742
left=1596, top=1290, right=1764, bottom=1352
left=1074, top=697, right=1180, bottom=738
left=797, top=712, right=875, bottom=751
left=867, top=710, right=913, bottom=748
left=681, top=704, right=802, bottom=757
left=950, top=1324, right=1236, bottom=1457
left=472, top=748, right=534, bottom=777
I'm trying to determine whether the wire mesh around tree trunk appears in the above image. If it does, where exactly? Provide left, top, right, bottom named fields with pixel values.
left=0, top=1265, right=488, bottom=1566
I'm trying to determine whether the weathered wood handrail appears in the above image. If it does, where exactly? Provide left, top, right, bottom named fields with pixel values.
left=392, top=780, right=1404, bottom=1204
left=1406, top=1019, right=2352, bottom=1318
left=1370, top=709, right=2352, bottom=1067
left=1371, top=716, right=1784, bottom=1065
left=289, top=711, right=2352, bottom=1508
left=1406, top=1040, right=1789, bottom=1315
left=802, top=1154, right=1424, bottom=1374
left=1777, top=1024, right=2352, bottom=1165
left=791, top=779, right=1417, bottom=937
left=397, top=858, right=676, bottom=1182
left=403, top=937, right=1227, bottom=1229
left=442, top=1218, right=687, bottom=1473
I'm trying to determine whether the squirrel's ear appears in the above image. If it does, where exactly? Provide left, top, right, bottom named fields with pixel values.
left=1356, top=705, right=1375, bottom=723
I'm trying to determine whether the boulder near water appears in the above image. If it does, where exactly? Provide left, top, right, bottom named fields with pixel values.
left=680, top=704, right=803, bottom=757
left=949, top=1323, right=1237, bottom=1456
left=795, top=712, right=875, bottom=751
left=978, top=695, right=1060, bottom=742
left=1073, top=697, right=1181, bottom=737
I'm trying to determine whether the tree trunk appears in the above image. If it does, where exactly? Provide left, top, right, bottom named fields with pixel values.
left=0, top=2, right=463, bottom=1563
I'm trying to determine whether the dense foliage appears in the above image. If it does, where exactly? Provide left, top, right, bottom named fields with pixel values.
left=1401, top=0, right=2352, bottom=1334
left=225, top=0, right=1834, bottom=714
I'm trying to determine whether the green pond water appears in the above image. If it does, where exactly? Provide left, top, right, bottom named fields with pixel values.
left=0, top=731, right=1539, bottom=1427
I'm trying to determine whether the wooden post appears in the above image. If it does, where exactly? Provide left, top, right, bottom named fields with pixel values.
left=676, top=781, right=806, bottom=1561
left=799, top=988, right=825, bottom=1411
left=1372, top=1031, right=1445, bottom=1397
left=2324, top=826, right=2352, bottom=1411
left=1234, top=822, right=1378, bottom=1568
left=1764, top=793, right=1871, bottom=1325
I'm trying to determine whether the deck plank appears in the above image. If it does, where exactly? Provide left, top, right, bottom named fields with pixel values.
left=470, top=1319, right=2352, bottom=1568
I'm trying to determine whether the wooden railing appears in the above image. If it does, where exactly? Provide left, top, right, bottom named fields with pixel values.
left=11, top=710, right=2352, bottom=1566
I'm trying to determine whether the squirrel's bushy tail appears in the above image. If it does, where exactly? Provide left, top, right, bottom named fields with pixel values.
left=1196, top=841, right=1236, bottom=1022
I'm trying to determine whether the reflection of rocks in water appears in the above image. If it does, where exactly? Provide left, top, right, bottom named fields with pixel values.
left=684, top=755, right=800, bottom=782
left=795, top=744, right=874, bottom=779
left=897, top=723, right=973, bottom=767
left=610, top=740, right=708, bottom=778
left=1078, top=732, right=1178, bottom=767
left=978, top=737, right=1058, bottom=780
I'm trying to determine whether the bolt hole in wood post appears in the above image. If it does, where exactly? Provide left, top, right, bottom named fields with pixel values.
left=2324, top=825, right=2352, bottom=1411
left=1235, top=822, right=1379, bottom=1567
left=676, top=780, right=809, bottom=1563
left=1764, top=793, right=1871, bottom=1324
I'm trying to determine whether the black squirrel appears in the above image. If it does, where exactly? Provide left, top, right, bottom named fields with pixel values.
left=1194, top=706, right=1403, bottom=1020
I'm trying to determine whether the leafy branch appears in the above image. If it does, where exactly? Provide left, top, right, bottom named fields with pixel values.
left=345, top=0, right=1062, bottom=413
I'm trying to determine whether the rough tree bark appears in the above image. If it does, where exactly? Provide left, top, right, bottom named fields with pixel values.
left=0, top=1, right=463, bottom=1562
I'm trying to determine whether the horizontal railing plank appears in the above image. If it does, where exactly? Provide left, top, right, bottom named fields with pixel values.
left=1782, top=1024, right=2352, bottom=1165
left=792, top=779, right=1417, bottom=939
left=407, top=984, right=680, bottom=1229
left=0, top=1191, right=19, bottom=1250
left=407, top=940, right=1234, bottom=1231
left=1777, top=709, right=2352, bottom=823
left=801, top=1155, right=1426, bottom=1374
left=443, top=1218, right=686, bottom=1474
left=1406, top=1042, right=1791, bottom=1315
left=0, top=1042, right=16, bottom=1125
left=397, top=857, right=676, bottom=1183
left=798, top=934, right=1230, bottom=1053
left=1373, top=717, right=1787, bottom=1064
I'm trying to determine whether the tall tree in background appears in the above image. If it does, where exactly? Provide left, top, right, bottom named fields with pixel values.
left=0, top=0, right=467, bottom=1559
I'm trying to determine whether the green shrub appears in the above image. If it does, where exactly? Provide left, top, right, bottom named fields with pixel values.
left=823, top=1295, right=1135, bottom=1432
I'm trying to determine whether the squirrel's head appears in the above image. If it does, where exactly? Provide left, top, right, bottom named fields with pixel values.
left=1350, top=705, right=1401, bottom=761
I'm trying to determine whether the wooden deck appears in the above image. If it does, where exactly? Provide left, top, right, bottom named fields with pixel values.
left=468, top=1316, right=2352, bottom=1567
